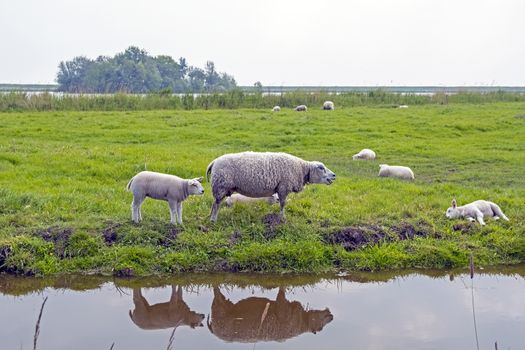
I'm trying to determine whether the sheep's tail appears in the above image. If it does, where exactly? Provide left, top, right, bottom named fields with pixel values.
left=126, top=176, right=135, bottom=191
left=206, top=160, right=215, bottom=182
left=491, top=202, right=509, bottom=221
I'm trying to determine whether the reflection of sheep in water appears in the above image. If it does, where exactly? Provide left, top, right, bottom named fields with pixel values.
left=207, top=287, right=333, bottom=342
left=206, top=152, right=336, bottom=222
left=129, top=285, right=205, bottom=330
left=226, top=193, right=279, bottom=207
left=445, top=199, right=509, bottom=226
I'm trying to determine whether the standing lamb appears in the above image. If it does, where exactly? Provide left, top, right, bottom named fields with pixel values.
left=294, top=105, right=307, bottom=112
left=272, top=106, right=281, bottom=112
left=352, top=148, right=376, bottom=160
left=378, top=164, right=414, bottom=180
left=323, top=101, right=334, bottom=110
left=206, top=152, right=336, bottom=222
left=445, top=199, right=509, bottom=226
left=127, top=171, right=204, bottom=225
left=226, top=193, right=279, bottom=207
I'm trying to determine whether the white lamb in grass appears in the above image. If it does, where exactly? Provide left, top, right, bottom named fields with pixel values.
left=445, top=199, right=509, bottom=226
left=127, top=171, right=204, bottom=225
left=225, top=193, right=279, bottom=207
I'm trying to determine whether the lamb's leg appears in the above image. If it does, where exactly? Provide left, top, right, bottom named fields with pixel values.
left=494, top=216, right=500, bottom=220
left=131, top=196, right=144, bottom=223
left=466, top=217, right=476, bottom=222
left=475, top=211, right=486, bottom=226
left=177, top=201, right=183, bottom=225
left=169, top=200, right=179, bottom=225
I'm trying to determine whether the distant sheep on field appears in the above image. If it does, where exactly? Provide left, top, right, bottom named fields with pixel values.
left=352, top=149, right=376, bottom=160
left=399, top=105, right=409, bottom=108
left=206, top=152, right=336, bottom=222
left=272, top=106, right=281, bottom=112
left=445, top=199, right=509, bottom=226
left=127, top=171, right=204, bottom=225
left=378, top=164, right=414, bottom=180
left=294, top=105, right=307, bottom=112
left=226, top=193, right=279, bottom=207
left=323, top=101, right=334, bottom=110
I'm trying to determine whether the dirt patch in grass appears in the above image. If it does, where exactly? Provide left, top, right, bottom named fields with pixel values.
left=324, top=222, right=433, bottom=251
left=323, top=225, right=386, bottom=251
left=114, top=267, right=134, bottom=277
left=262, top=213, right=283, bottom=240
left=102, top=221, right=121, bottom=245
left=0, top=245, right=12, bottom=272
left=229, top=231, right=242, bottom=245
left=453, top=222, right=476, bottom=234
left=37, top=227, right=74, bottom=258
left=159, top=227, right=181, bottom=247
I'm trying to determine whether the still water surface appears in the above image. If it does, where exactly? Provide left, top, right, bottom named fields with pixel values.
left=2, top=268, right=525, bottom=350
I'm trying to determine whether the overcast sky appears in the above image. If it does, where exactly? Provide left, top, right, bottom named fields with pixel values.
left=1, top=0, right=523, bottom=86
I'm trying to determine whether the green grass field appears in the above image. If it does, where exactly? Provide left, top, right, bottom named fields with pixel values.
left=1, top=103, right=524, bottom=275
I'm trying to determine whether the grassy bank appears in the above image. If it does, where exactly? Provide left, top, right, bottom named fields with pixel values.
left=0, top=103, right=524, bottom=275
left=2, top=90, right=525, bottom=112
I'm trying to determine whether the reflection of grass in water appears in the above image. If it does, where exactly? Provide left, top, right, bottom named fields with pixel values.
left=0, top=104, right=524, bottom=276
left=33, top=296, right=48, bottom=350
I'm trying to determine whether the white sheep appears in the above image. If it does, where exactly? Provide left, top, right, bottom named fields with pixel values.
left=294, top=105, right=307, bottom=112
left=398, top=105, right=409, bottom=108
left=126, top=171, right=204, bottom=225
left=323, top=101, right=334, bottom=110
left=352, top=148, right=376, bottom=160
left=272, top=106, right=281, bottom=112
left=378, top=164, right=414, bottom=180
left=445, top=199, right=509, bottom=226
left=225, top=193, right=279, bottom=207
left=206, top=152, right=336, bottom=222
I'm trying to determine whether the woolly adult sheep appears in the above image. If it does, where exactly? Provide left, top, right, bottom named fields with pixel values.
left=294, top=105, right=307, bottom=112
left=272, top=106, right=281, bottom=112
left=127, top=171, right=204, bottom=225
left=225, top=193, right=279, bottom=207
left=323, top=101, right=334, bottom=110
left=352, top=148, right=376, bottom=160
left=206, top=152, right=336, bottom=222
left=445, top=199, right=509, bottom=226
left=378, top=164, right=414, bottom=180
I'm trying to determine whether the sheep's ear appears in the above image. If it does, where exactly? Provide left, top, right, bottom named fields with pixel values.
left=195, top=176, right=204, bottom=183
left=452, top=199, right=457, bottom=208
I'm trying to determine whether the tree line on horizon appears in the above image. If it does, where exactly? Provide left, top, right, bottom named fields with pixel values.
left=56, top=46, right=237, bottom=93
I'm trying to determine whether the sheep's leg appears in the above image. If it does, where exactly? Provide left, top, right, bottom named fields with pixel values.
left=177, top=201, right=183, bottom=225
left=278, top=192, right=288, bottom=220
left=168, top=200, right=179, bottom=225
left=466, top=217, right=475, bottom=222
left=210, top=192, right=227, bottom=223
left=493, top=216, right=500, bottom=220
left=131, top=196, right=145, bottom=223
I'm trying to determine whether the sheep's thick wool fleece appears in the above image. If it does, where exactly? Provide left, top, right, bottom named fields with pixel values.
left=209, top=152, right=309, bottom=197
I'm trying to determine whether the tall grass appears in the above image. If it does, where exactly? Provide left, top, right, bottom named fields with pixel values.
left=1, top=90, right=525, bottom=112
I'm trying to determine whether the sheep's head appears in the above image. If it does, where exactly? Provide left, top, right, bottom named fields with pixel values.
left=309, top=162, right=336, bottom=185
left=188, top=177, right=205, bottom=195
left=445, top=199, right=460, bottom=219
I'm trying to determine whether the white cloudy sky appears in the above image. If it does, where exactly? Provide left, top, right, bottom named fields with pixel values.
left=0, top=0, right=523, bottom=86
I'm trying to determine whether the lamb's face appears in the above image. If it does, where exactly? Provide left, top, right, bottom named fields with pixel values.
left=310, top=162, right=336, bottom=185
left=445, top=207, right=460, bottom=219
left=445, top=199, right=459, bottom=219
left=188, top=177, right=205, bottom=195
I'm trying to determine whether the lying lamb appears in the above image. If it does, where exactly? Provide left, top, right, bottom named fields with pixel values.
left=206, top=152, right=336, bottom=222
left=378, top=164, right=414, bottom=180
left=352, top=148, right=376, bottom=160
left=272, top=106, right=281, bottom=112
left=225, top=193, right=279, bottom=207
left=294, top=105, right=307, bottom=112
left=323, top=101, right=334, bottom=110
left=445, top=199, right=509, bottom=226
left=127, top=171, right=204, bottom=225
